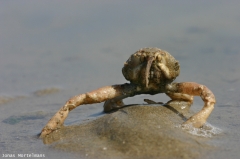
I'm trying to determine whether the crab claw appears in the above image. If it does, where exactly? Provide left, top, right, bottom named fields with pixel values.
left=145, top=56, right=154, bottom=87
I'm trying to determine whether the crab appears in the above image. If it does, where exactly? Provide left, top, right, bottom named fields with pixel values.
left=40, top=47, right=215, bottom=138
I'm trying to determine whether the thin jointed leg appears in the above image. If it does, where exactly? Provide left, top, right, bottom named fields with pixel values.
left=40, top=84, right=129, bottom=138
left=166, top=82, right=215, bottom=128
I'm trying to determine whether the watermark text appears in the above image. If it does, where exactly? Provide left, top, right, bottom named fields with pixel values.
left=2, top=153, right=45, bottom=158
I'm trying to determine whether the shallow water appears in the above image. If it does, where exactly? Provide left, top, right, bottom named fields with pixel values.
left=1, top=1, right=240, bottom=158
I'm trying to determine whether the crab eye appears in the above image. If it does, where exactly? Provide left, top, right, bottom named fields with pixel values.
left=160, top=52, right=165, bottom=56
left=154, top=54, right=161, bottom=61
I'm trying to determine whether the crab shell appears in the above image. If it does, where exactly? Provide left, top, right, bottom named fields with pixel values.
left=122, top=48, right=180, bottom=89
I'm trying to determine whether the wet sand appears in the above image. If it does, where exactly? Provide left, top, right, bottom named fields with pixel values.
left=43, top=104, right=220, bottom=159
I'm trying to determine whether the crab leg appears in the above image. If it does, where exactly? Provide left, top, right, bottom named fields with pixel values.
left=40, top=85, right=127, bottom=138
left=165, top=92, right=193, bottom=109
left=166, top=82, right=216, bottom=128
left=103, top=94, right=129, bottom=112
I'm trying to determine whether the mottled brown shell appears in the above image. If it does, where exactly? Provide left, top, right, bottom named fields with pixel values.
left=122, top=48, right=180, bottom=87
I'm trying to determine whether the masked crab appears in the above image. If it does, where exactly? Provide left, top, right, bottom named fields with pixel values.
left=40, top=47, right=215, bottom=138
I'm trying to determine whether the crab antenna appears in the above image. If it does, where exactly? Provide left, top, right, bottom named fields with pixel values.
left=145, top=56, right=154, bottom=87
